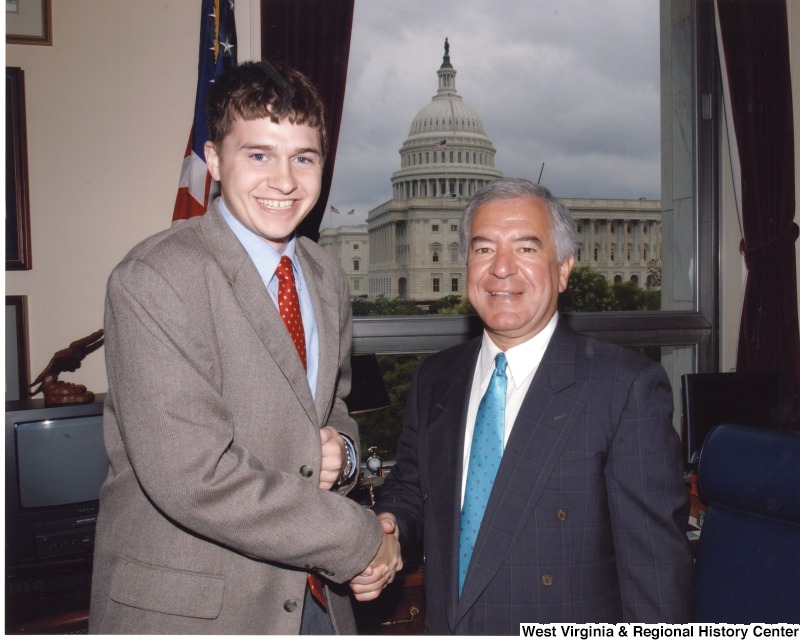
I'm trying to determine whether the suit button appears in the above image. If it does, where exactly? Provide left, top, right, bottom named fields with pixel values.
left=556, top=509, right=568, bottom=521
left=300, top=465, right=313, bottom=478
left=541, top=575, right=553, bottom=587
left=283, top=599, right=298, bottom=612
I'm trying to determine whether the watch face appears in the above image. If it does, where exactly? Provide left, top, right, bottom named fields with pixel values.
left=367, top=456, right=381, bottom=472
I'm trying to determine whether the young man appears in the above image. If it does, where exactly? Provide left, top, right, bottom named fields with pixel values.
left=89, top=61, right=400, bottom=635
left=353, top=178, right=693, bottom=632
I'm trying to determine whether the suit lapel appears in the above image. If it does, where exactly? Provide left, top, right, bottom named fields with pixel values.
left=295, top=238, right=340, bottom=426
left=455, top=322, right=590, bottom=621
left=426, top=341, right=480, bottom=627
left=198, top=207, right=317, bottom=425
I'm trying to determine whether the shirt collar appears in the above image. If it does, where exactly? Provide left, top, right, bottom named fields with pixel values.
left=479, top=312, right=560, bottom=389
left=218, top=197, right=298, bottom=275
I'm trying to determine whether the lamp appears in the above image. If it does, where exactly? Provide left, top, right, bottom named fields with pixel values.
left=346, top=353, right=390, bottom=414
left=346, top=353, right=391, bottom=505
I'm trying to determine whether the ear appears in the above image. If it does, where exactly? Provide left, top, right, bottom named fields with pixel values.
left=204, top=141, right=221, bottom=181
left=558, top=255, right=574, bottom=293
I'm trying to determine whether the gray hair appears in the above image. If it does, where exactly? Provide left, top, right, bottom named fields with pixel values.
left=460, top=178, right=578, bottom=263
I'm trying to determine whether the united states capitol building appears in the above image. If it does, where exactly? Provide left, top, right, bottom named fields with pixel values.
left=319, top=40, right=662, bottom=301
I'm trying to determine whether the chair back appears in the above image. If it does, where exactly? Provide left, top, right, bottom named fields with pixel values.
left=694, top=423, right=800, bottom=623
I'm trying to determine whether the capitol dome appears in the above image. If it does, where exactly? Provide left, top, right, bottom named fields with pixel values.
left=390, top=38, right=502, bottom=201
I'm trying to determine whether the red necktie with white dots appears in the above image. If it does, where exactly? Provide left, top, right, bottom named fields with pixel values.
left=275, top=256, right=307, bottom=369
left=274, top=255, right=326, bottom=610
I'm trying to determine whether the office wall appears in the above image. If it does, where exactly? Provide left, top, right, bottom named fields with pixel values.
left=5, top=0, right=259, bottom=395
left=5, top=2, right=799, bottom=395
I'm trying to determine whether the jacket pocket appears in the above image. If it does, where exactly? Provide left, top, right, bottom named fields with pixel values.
left=109, top=555, right=224, bottom=620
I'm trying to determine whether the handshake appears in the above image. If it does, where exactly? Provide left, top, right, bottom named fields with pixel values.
left=350, top=513, right=402, bottom=602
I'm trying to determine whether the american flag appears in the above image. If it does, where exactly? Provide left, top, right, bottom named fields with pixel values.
left=330, top=205, right=342, bottom=214
left=432, top=139, right=447, bottom=151
left=172, top=0, right=237, bottom=222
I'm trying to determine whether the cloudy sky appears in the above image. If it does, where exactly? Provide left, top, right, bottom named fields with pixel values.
left=323, top=0, right=661, bottom=228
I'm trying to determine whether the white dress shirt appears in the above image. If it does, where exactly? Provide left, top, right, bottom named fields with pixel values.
left=460, top=312, right=560, bottom=507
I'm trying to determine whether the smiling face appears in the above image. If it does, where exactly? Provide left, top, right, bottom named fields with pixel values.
left=205, top=116, right=323, bottom=252
left=466, top=196, right=574, bottom=350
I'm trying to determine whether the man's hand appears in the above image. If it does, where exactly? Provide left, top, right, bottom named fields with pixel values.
left=378, top=512, right=399, bottom=540
left=350, top=513, right=403, bottom=602
left=318, top=426, right=346, bottom=490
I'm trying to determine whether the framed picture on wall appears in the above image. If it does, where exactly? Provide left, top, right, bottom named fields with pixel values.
left=5, top=295, right=31, bottom=402
left=6, top=0, right=52, bottom=46
left=6, top=67, right=32, bottom=271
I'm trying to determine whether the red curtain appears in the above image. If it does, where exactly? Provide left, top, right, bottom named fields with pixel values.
left=716, top=0, right=800, bottom=429
left=260, top=0, right=355, bottom=242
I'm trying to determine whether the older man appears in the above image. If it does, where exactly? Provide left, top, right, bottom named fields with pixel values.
left=352, top=178, right=693, bottom=633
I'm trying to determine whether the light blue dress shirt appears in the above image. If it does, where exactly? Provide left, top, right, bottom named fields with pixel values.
left=219, top=198, right=357, bottom=482
left=218, top=198, right=320, bottom=397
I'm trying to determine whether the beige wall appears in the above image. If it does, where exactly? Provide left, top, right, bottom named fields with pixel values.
left=5, top=0, right=259, bottom=395
left=4, top=2, right=799, bottom=397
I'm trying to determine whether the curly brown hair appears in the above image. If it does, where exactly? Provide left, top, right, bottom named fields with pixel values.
left=206, top=60, right=328, bottom=162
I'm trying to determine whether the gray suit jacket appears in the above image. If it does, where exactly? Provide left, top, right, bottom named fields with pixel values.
left=89, top=202, right=383, bottom=634
left=376, top=320, right=693, bottom=634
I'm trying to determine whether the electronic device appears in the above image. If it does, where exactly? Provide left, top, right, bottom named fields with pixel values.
left=681, top=372, right=785, bottom=468
left=5, top=395, right=108, bottom=578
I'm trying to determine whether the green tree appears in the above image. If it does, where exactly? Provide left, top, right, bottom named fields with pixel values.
left=428, top=294, right=462, bottom=314
left=351, top=296, right=373, bottom=316
left=559, top=267, right=613, bottom=312
left=352, top=295, right=424, bottom=317
left=610, top=280, right=661, bottom=311
left=610, top=281, right=641, bottom=311
left=646, top=259, right=662, bottom=289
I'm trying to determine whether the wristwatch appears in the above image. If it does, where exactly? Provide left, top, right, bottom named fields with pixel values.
left=338, top=444, right=353, bottom=486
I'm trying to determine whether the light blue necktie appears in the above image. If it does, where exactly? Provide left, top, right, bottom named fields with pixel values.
left=459, top=352, right=507, bottom=595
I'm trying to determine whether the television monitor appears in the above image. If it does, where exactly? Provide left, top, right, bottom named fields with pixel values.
left=681, top=372, right=784, bottom=467
left=5, top=395, right=108, bottom=570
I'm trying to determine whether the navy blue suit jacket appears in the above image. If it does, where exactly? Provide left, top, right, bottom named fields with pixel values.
left=376, top=320, right=693, bottom=634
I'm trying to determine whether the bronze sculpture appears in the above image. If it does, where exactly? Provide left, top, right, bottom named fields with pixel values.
left=29, top=329, right=104, bottom=404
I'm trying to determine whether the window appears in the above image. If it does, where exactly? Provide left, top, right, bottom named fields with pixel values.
left=451, top=278, right=459, bottom=292
left=353, top=259, right=360, bottom=271
left=334, top=1, right=718, bottom=455
left=353, top=243, right=359, bottom=250
left=432, top=224, right=439, bottom=232
left=449, top=244, right=459, bottom=262
left=451, top=224, right=458, bottom=233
